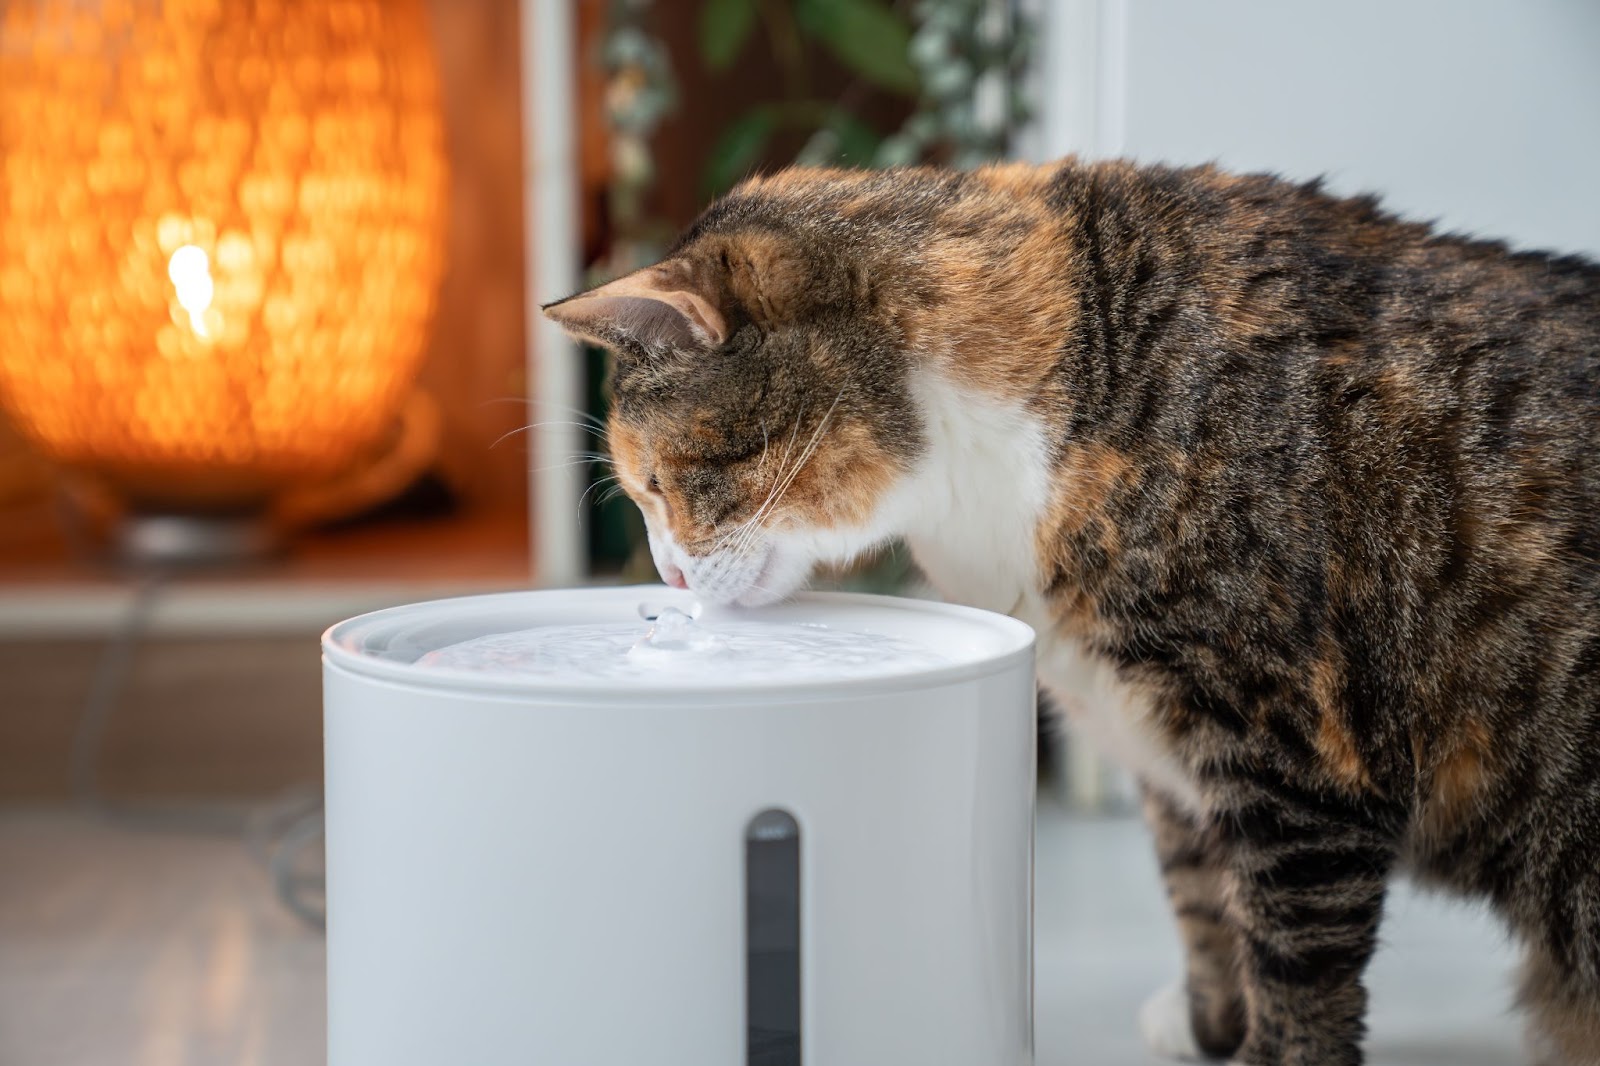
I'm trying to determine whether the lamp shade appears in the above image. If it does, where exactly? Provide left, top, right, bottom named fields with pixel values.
left=0, top=0, right=447, bottom=512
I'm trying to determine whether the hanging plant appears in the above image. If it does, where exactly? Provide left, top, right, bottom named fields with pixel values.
left=700, top=0, right=1033, bottom=195
left=878, top=0, right=1035, bottom=168
left=597, top=0, right=681, bottom=280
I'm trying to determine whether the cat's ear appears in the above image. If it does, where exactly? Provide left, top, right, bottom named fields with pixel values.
left=542, top=264, right=727, bottom=357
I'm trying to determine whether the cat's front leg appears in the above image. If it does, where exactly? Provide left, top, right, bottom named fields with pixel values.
left=1210, top=764, right=1400, bottom=1066
left=1141, top=785, right=1247, bottom=1061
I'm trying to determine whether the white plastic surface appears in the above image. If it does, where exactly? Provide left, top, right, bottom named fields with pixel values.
left=324, top=585, right=1033, bottom=697
left=323, top=587, right=1036, bottom=1066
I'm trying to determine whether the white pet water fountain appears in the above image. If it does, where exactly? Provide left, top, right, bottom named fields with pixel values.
left=322, top=586, right=1037, bottom=1066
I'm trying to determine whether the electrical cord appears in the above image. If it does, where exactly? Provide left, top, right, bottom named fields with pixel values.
left=68, top=573, right=191, bottom=819
left=267, top=807, right=327, bottom=930
left=69, top=570, right=327, bottom=930
left=244, top=782, right=326, bottom=931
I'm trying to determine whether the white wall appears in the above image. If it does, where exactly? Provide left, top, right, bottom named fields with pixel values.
left=1037, top=0, right=1600, bottom=258
left=1031, top=0, right=1600, bottom=808
left=522, top=0, right=585, bottom=585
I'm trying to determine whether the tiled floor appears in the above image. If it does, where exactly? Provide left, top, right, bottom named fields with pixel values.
left=0, top=803, right=1524, bottom=1065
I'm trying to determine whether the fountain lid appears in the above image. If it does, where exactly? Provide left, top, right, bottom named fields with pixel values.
left=323, top=585, right=1035, bottom=698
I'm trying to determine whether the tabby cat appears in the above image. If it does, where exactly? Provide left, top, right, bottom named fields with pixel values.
left=544, top=160, right=1600, bottom=1066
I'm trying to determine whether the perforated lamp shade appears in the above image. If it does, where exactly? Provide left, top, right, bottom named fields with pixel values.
left=0, top=0, right=447, bottom=512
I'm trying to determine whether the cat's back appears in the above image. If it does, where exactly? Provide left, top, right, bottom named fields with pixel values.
left=710, top=160, right=1600, bottom=412
left=1043, top=158, right=1600, bottom=315
left=1021, top=160, right=1600, bottom=427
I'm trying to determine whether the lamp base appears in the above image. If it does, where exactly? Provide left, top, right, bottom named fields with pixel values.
left=115, top=513, right=277, bottom=568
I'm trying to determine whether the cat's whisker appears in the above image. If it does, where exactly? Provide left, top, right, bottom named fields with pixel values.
left=716, top=418, right=777, bottom=552
left=719, top=453, right=794, bottom=558
left=529, top=461, right=602, bottom=477
left=577, top=472, right=623, bottom=515
left=529, top=455, right=615, bottom=476
left=723, top=467, right=800, bottom=562
left=710, top=411, right=805, bottom=555
left=592, top=474, right=628, bottom=503
left=728, top=388, right=844, bottom=562
left=481, top=397, right=609, bottom=433
left=730, top=405, right=822, bottom=555
left=492, top=420, right=611, bottom=450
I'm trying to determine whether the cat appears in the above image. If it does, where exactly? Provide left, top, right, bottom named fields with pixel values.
left=544, top=159, right=1600, bottom=1066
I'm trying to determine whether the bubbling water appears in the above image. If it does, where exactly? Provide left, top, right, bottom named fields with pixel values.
left=418, top=606, right=947, bottom=683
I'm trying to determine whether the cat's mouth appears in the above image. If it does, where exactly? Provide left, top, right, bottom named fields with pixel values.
left=681, top=541, right=801, bottom=608
left=730, top=549, right=783, bottom=607
left=648, top=523, right=810, bottom=608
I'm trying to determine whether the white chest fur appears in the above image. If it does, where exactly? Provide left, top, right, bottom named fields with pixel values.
left=900, top=372, right=1203, bottom=812
left=1015, top=598, right=1203, bottom=812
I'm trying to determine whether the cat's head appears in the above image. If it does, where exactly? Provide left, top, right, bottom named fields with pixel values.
left=542, top=170, right=932, bottom=605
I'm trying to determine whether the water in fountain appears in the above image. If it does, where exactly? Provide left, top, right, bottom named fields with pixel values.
left=418, top=606, right=947, bottom=683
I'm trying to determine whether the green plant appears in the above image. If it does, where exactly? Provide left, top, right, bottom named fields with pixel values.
left=598, top=0, right=680, bottom=276
left=700, top=0, right=919, bottom=195
left=700, top=0, right=1034, bottom=195
left=881, top=0, right=1035, bottom=168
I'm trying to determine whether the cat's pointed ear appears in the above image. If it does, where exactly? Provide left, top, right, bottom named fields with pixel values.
left=541, top=264, right=727, bottom=357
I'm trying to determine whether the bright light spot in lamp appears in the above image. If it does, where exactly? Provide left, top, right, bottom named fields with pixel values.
left=167, top=244, right=214, bottom=338
left=0, top=0, right=448, bottom=513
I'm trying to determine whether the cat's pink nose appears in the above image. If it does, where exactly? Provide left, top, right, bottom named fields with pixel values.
left=662, top=564, right=688, bottom=590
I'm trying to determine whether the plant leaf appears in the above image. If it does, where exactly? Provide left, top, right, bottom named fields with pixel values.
left=703, top=106, right=779, bottom=197
left=795, top=0, right=918, bottom=96
left=700, top=0, right=759, bottom=71
left=824, top=109, right=882, bottom=166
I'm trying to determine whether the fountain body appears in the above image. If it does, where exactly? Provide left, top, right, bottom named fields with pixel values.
left=322, top=586, right=1036, bottom=1066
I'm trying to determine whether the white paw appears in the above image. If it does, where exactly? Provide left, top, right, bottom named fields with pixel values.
left=1140, top=981, right=1204, bottom=1061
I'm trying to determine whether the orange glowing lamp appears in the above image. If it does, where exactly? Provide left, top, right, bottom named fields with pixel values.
left=0, top=0, right=447, bottom=542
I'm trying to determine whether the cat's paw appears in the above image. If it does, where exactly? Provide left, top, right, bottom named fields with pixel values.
left=1140, top=981, right=1204, bottom=1061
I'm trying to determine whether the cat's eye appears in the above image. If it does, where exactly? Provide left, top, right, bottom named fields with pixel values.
left=646, top=475, right=661, bottom=495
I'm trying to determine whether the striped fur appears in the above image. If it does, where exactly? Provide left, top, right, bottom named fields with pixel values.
left=546, top=160, right=1600, bottom=1064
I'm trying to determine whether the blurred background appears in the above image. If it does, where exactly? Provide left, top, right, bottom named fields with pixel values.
left=0, top=1, right=1595, bottom=1063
